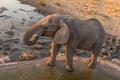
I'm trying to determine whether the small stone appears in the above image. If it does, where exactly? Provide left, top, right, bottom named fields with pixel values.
left=20, top=18, right=26, bottom=25
left=29, top=34, right=38, bottom=42
left=0, top=53, right=11, bottom=63
left=4, top=31, right=14, bottom=36
left=19, top=51, right=36, bottom=61
left=0, top=7, right=7, bottom=13
left=58, top=53, right=65, bottom=56
left=8, top=21, right=15, bottom=30
left=3, top=46, right=11, bottom=51
left=111, top=59, right=120, bottom=65
left=30, top=16, right=33, bottom=19
left=4, top=56, right=11, bottom=62
left=0, top=58, right=5, bottom=63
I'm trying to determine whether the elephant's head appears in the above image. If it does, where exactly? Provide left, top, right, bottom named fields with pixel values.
left=23, top=14, right=70, bottom=46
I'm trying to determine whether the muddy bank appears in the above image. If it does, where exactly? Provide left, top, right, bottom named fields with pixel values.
left=0, top=56, right=119, bottom=80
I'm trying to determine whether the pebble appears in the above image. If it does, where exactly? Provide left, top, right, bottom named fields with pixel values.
left=19, top=51, right=36, bottom=61
left=8, top=21, right=16, bottom=30
left=111, top=58, right=120, bottom=65
left=0, top=7, right=7, bottom=13
left=33, top=44, right=48, bottom=49
left=0, top=54, right=11, bottom=63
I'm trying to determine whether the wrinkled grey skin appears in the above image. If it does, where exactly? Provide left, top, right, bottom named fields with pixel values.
left=23, top=14, right=105, bottom=72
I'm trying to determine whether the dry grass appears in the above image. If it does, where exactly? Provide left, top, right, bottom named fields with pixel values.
left=36, top=0, right=47, bottom=6
left=54, top=2, right=61, bottom=6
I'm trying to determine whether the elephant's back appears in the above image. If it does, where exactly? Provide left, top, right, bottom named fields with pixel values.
left=81, top=18, right=105, bottom=36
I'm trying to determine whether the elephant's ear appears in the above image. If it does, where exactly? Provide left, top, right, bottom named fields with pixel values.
left=53, top=19, right=70, bottom=44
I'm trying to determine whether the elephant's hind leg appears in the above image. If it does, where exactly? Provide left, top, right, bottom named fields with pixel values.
left=88, top=41, right=103, bottom=68
left=88, top=51, right=98, bottom=68
left=47, top=42, right=61, bottom=66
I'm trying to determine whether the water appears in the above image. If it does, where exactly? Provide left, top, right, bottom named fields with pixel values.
left=0, top=57, right=118, bottom=80
left=0, top=0, right=44, bottom=31
left=0, top=0, right=46, bottom=61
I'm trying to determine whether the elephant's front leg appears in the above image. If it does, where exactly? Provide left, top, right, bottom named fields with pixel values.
left=64, top=45, right=74, bottom=72
left=47, top=42, right=61, bottom=66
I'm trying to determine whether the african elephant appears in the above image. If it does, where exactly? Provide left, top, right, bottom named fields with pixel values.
left=23, top=14, right=105, bottom=72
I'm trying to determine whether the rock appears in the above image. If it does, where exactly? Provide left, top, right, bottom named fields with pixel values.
left=0, top=15, right=12, bottom=19
left=33, top=44, right=49, bottom=49
left=19, top=18, right=26, bottom=25
left=0, top=59, right=5, bottom=63
left=19, top=51, right=36, bottom=61
left=29, top=34, right=38, bottom=42
left=0, top=7, right=7, bottom=13
left=101, top=48, right=108, bottom=56
left=0, top=53, right=11, bottom=63
left=8, top=21, right=16, bottom=30
left=1, top=7, right=7, bottom=10
left=18, top=9, right=30, bottom=12
left=101, top=33, right=119, bottom=59
left=3, top=46, right=11, bottom=51
left=30, top=16, right=33, bottom=19
left=111, top=58, right=120, bottom=65
left=3, top=56, right=11, bottom=62
left=4, top=31, right=14, bottom=36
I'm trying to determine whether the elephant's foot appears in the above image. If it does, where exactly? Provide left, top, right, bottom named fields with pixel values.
left=47, top=59, right=55, bottom=66
left=88, top=61, right=96, bottom=68
left=65, top=65, right=73, bottom=72
left=88, top=58, right=92, bottom=62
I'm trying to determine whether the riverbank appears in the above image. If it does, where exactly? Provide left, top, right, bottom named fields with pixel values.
left=17, top=0, right=120, bottom=65
left=19, top=0, right=120, bottom=37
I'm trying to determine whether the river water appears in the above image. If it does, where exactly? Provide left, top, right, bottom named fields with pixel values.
left=0, top=56, right=119, bottom=80
left=0, top=0, right=47, bottom=61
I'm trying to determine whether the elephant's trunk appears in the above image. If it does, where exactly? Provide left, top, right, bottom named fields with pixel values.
left=23, top=24, right=44, bottom=46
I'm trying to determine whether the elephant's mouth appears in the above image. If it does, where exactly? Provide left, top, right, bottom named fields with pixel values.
left=29, top=31, right=46, bottom=43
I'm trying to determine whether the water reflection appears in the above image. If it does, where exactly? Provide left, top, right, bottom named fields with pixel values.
left=0, top=0, right=45, bottom=61
left=0, top=58, right=117, bottom=80
left=0, top=0, right=44, bottom=31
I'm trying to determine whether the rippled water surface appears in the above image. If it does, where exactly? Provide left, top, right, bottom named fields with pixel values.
left=0, top=0, right=46, bottom=61
left=0, top=57, right=118, bottom=80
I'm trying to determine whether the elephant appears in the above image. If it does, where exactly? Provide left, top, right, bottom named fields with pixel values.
left=23, top=14, right=105, bottom=72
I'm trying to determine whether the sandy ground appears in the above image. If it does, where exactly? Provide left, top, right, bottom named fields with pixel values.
left=19, top=0, right=120, bottom=37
